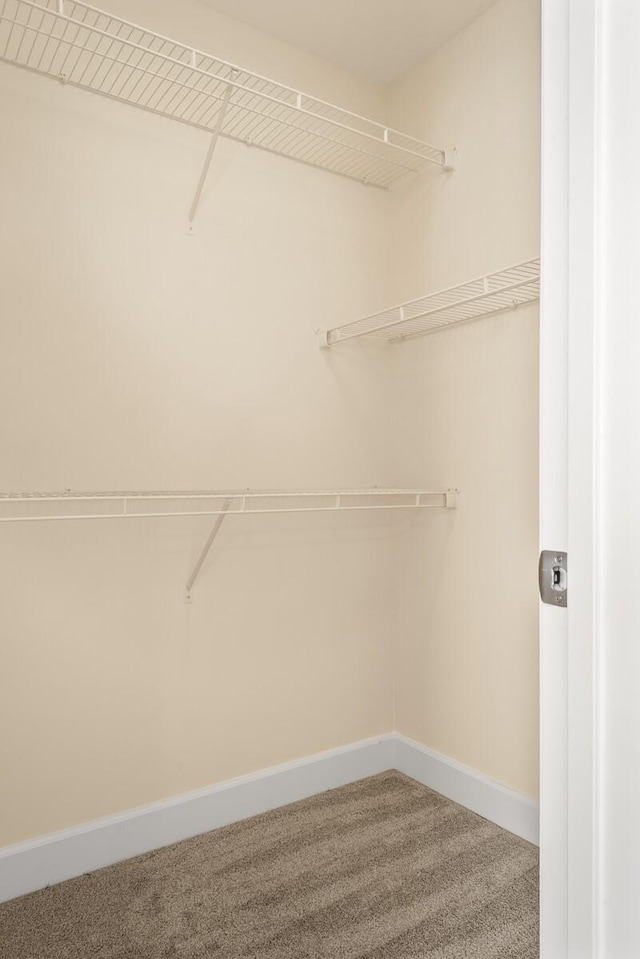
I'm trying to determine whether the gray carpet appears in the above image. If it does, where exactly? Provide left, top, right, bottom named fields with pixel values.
left=0, top=771, right=539, bottom=958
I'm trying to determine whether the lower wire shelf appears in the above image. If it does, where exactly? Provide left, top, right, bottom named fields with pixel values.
left=0, top=488, right=458, bottom=522
left=0, top=488, right=459, bottom=601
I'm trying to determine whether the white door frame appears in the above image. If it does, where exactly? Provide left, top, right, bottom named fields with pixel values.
left=541, top=1, right=603, bottom=955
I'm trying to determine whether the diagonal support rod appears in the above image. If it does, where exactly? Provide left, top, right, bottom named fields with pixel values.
left=185, top=498, right=232, bottom=600
left=187, top=81, right=234, bottom=232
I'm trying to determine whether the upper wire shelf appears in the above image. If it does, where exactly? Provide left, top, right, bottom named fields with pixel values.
left=0, top=0, right=449, bottom=190
left=0, top=488, right=459, bottom=522
left=320, top=258, right=541, bottom=347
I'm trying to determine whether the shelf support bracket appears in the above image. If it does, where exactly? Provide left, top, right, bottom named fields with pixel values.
left=187, top=82, right=234, bottom=234
left=185, top=498, right=232, bottom=601
left=443, top=147, right=457, bottom=172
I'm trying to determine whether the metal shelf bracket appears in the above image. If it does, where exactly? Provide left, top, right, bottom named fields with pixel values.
left=187, top=80, right=234, bottom=235
left=185, top=498, right=232, bottom=601
left=443, top=148, right=457, bottom=172
left=317, top=329, right=330, bottom=350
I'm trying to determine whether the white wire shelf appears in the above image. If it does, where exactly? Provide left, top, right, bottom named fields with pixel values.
left=0, top=0, right=449, bottom=190
left=320, top=258, right=541, bottom=347
left=0, top=488, right=459, bottom=522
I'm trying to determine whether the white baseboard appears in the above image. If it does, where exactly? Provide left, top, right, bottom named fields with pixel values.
left=0, top=734, right=395, bottom=904
left=394, top=734, right=539, bottom=845
left=0, top=732, right=538, bottom=904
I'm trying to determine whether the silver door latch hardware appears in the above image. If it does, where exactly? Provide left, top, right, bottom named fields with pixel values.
left=539, top=550, right=567, bottom=607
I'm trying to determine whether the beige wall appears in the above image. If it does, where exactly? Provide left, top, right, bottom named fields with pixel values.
left=0, top=0, right=396, bottom=847
left=101, top=0, right=384, bottom=118
left=387, top=0, right=541, bottom=798
left=0, top=0, right=540, bottom=848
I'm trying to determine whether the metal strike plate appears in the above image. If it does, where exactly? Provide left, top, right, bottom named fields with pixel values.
left=539, top=550, right=568, bottom=607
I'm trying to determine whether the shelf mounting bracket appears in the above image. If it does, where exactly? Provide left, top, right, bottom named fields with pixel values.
left=187, top=80, right=234, bottom=234
left=317, top=329, right=331, bottom=350
left=185, top=498, right=232, bottom=601
left=443, top=147, right=457, bottom=172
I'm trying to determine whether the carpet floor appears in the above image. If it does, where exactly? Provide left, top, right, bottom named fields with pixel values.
left=0, top=771, right=539, bottom=958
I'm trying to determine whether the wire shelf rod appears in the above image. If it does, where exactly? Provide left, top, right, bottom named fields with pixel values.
left=0, top=488, right=453, bottom=501
left=0, top=489, right=459, bottom=522
left=0, top=506, right=454, bottom=523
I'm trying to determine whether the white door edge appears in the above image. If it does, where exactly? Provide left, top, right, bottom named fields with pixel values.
left=540, top=0, right=569, bottom=953
left=541, top=0, right=604, bottom=956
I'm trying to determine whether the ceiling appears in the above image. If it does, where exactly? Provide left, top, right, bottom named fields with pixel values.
left=199, top=0, right=498, bottom=86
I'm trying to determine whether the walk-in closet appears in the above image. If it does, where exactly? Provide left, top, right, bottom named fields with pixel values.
left=0, top=1, right=543, bottom=956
